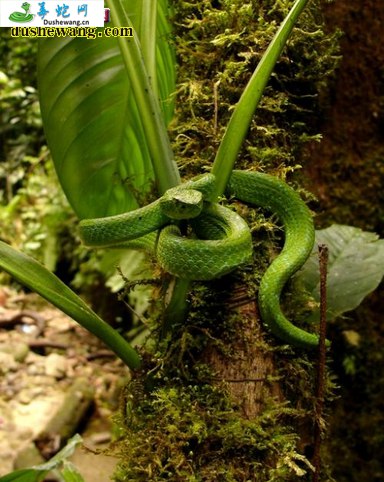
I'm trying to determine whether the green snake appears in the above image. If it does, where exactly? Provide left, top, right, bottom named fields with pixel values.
left=9, top=2, right=34, bottom=22
left=79, top=171, right=321, bottom=349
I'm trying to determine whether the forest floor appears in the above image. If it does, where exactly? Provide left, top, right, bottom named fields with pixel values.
left=0, top=286, right=128, bottom=480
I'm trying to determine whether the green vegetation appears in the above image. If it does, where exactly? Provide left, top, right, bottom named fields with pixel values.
left=0, top=435, right=85, bottom=482
left=0, top=30, right=76, bottom=271
left=298, top=224, right=384, bottom=322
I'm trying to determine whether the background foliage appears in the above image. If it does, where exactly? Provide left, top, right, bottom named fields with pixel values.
left=0, top=29, right=73, bottom=269
left=304, top=2, right=384, bottom=480
left=0, top=29, right=148, bottom=329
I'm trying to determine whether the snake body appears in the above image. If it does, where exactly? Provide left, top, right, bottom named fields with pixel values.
left=79, top=171, right=320, bottom=349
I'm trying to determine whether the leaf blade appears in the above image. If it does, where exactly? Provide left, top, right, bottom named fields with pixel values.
left=211, top=0, right=310, bottom=197
left=37, top=0, right=178, bottom=219
left=298, top=224, right=384, bottom=321
left=0, top=241, right=141, bottom=369
left=0, top=435, right=84, bottom=482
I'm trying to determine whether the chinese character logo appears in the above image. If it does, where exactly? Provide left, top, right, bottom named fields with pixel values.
left=37, top=2, right=49, bottom=20
left=78, top=4, right=88, bottom=17
left=56, top=4, right=70, bottom=18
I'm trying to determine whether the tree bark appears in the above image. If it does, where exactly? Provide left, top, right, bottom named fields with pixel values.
left=203, top=283, right=282, bottom=420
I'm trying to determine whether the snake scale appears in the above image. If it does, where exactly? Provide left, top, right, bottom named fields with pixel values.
left=79, top=170, right=321, bottom=349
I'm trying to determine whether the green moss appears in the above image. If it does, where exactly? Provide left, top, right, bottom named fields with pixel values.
left=113, top=363, right=317, bottom=481
left=169, top=0, right=341, bottom=178
left=112, top=268, right=336, bottom=480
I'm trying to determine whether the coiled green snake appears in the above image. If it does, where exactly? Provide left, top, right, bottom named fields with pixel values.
left=9, top=2, right=34, bottom=22
left=79, top=171, right=321, bottom=349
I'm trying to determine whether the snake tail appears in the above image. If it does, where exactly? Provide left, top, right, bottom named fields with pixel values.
left=228, top=170, right=321, bottom=349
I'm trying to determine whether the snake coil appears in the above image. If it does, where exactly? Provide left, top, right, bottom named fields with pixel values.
left=79, top=171, right=322, bottom=349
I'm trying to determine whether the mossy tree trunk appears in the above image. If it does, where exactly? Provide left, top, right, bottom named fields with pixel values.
left=114, top=1, right=341, bottom=480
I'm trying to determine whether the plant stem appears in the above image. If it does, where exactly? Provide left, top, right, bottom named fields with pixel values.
left=140, top=0, right=158, bottom=98
left=0, top=240, right=141, bottom=370
left=107, top=0, right=191, bottom=337
left=161, top=277, right=191, bottom=337
left=107, top=0, right=180, bottom=194
left=211, top=0, right=310, bottom=199
left=313, top=243, right=329, bottom=481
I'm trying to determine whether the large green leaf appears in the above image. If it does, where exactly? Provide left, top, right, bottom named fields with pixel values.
left=298, top=224, right=384, bottom=321
left=0, top=240, right=141, bottom=369
left=0, top=435, right=84, bottom=482
left=37, top=0, right=177, bottom=220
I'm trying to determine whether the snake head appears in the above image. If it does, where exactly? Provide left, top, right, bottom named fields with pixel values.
left=160, top=188, right=204, bottom=220
left=21, top=2, right=30, bottom=12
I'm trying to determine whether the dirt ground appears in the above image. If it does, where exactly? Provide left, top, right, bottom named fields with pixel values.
left=0, top=285, right=129, bottom=480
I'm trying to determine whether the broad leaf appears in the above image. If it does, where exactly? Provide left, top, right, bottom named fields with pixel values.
left=59, top=462, right=85, bottom=482
left=0, top=470, right=44, bottom=482
left=298, top=224, right=384, bottom=321
left=0, top=435, right=84, bottom=482
left=0, top=240, right=141, bottom=369
left=37, top=0, right=176, bottom=220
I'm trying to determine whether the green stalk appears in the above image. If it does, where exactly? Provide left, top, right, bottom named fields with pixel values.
left=138, top=0, right=190, bottom=335
left=140, top=0, right=159, bottom=98
left=0, top=240, right=141, bottom=369
left=107, top=0, right=180, bottom=194
left=161, top=278, right=190, bottom=337
left=107, top=0, right=188, bottom=337
left=211, top=0, right=310, bottom=198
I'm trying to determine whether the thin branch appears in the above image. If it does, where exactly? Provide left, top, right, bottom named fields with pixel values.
left=313, top=243, right=329, bottom=482
left=213, top=80, right=220, bottom=133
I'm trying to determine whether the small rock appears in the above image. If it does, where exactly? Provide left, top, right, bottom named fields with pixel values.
left=90, top=432, right=111, bottom=445
left=17, top=426, right=34, bottom=441
left=18, top=390, right=34, bottom=405
left=14, top=443, right=46, bottom=470
left=0, top=352, right=17, bottom=374
left=27, top=363, right=45, bottom=376
left=13, top=343, right=30, bottom=363
left=44, top=353, right=67, bottom=379
left=0, top=342, right=29, bottom=362
left=31, top=375, right=56, bottom=387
